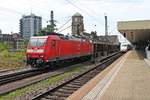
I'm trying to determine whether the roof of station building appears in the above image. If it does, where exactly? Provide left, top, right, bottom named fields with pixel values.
left=118, top=20, right=150, bottom=44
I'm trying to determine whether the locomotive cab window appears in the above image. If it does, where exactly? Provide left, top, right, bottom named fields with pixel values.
left=29, top=38, right=47, bottom=47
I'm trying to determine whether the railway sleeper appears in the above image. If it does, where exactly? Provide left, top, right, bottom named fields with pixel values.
left=86, top=71, right=99, bottom=75
left=44, top=95, right=65, bottom=100
left=72, top=80, right=83, bottom=83
left=57, top=89, right=74, bottom=94
left=70, top=81, right=86, bottom=85
left=61, top=86, right=78, bottom=91
left=69, top=82, right=83, bottom=86
left=81, top=73, right=96, bottom=77
left=66, top=84, right=81, bottom=88
left=51, top=92, right=70, bottom=97
left=79, top=76, right=94, bottom=80
left=75, top=79, right=89, bottom=83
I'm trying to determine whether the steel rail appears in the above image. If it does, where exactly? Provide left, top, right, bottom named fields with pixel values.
left=31, top=52, right=123, bottom=100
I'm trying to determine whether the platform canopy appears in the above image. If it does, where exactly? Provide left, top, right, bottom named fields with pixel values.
left=118, top=20, right=150, bottom=45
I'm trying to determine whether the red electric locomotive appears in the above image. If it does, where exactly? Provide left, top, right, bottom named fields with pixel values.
left=26, top=34, right=93, bottom=67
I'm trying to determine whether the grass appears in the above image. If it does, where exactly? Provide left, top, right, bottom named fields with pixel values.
left=0, top=43, right=26, bottom=69
left=0, top=43, right=8, bottom=51
left=0, top=65, right=84, bottom=100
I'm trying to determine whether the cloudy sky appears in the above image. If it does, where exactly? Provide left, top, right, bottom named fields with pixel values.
left=0, top=0, right=149, bottom=41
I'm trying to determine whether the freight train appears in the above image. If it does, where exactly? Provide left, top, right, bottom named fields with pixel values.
left=26, top=33, right=120, bottom=67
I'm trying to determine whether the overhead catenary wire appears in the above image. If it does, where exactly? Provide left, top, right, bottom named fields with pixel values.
left=70, top=1, right=120, bottom=37
left=56, top=18, right=72, bottom=32
left=0, top=6, right=72, bottom=33
left=0, top=6, right=49, bottom=23
left=70, top=0, right=98, bottom=17
left=65, top=0, right=104, bottom=27
left=57, top=25, right=72, bottom=33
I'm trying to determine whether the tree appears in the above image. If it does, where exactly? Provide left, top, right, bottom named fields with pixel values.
left=36, top=24, right=57, bottom=36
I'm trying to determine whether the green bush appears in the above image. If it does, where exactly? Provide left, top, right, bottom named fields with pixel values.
left=0, top=43, right=9, bottom=51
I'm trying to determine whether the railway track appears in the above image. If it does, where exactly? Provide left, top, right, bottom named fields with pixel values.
left=31, top=52, right=122, bottom=100
left=0, top=59, right=88, bottom=86
left=0, top=69, right=16, bottom=73
left=0, top=59, right=92, bottom=95
left=0, top=67, right=49, bottom=85
left=0, top=67, right=31, bottom=75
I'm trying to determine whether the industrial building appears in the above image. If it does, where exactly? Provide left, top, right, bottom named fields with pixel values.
left=0, top=33, right=24, bottom=50
left=20, top=13, right=42, bottom=39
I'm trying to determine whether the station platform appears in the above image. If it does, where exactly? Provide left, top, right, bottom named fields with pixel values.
left=67, top=50, right=150, bottom=100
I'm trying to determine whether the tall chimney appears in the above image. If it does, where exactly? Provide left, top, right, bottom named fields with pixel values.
left=50, top=11, right=54, bottom=27
left=105, top=14, right=108, bottom=36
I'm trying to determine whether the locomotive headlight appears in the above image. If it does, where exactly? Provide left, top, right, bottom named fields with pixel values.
left=27, top=49, right=33, bottom=53
left=27, top=49, right=44, bottom=53
left=37, top=49, right=44, bottom=53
